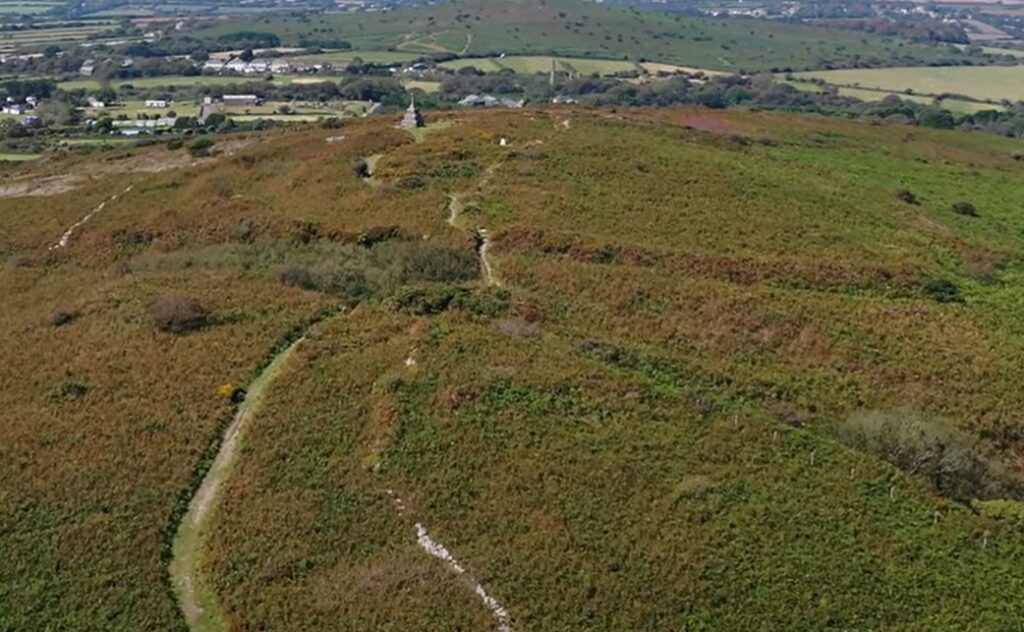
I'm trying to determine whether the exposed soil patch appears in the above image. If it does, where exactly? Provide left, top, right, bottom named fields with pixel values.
left=0, top=139, right=254, bottom=199
left=0, top=174, right=83, bottom=198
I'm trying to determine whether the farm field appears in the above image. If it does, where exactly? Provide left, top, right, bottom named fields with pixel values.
left=403, top=80, right=441, bottom=93
left=0, top=150, right=40, bottom=159
left=85, top=99, right=199, bottom=119
left=837, top=87, right=1005, bottom=113
left=0, top=0, right=61, bottom=15
left=786, top=80, right=1006, bottom=114
left=440, top=55, right=639, bottom=76
left=185, top=0, right=975, bottom=72
left=793, top=65, right=1024, bottom=103
left=0, top=23, right=118, bottom=50
left=57, top=74, right=331, bottom=92
left=285, top=49, right=423, bottom=66
left=6, top=107, right=1024, bottom=630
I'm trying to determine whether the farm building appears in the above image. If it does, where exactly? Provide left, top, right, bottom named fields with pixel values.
left=223, top=95, right=262, bottom=107
left=145, top=100, right=169, bottom=108
left=458, top=94, right=526, bottom=108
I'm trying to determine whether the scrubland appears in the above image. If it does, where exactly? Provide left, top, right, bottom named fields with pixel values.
left=4, top=106, right=1024, bottom=630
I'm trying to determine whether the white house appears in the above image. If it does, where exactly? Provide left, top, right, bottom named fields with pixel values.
left=248, top=59, right=271, bottom=73
left=225, top=59, right=249, bottom=73
left=87, top=97, right=105, bottom=108
left=269, top=59, right=292, bottom=73
left=144, top=99, right=169, bottom=108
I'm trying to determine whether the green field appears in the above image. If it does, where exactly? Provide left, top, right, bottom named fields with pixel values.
left=58, top=74, right=319, bottom=91
left=286, top=49, right=423, bottom=65
left=787, top=79, right=1007, bottom=114
left=794, top=65, right=1024, bottom=103
left=186, top=0, right=975, bottom=72
left=0, top=151, right=41, bottom=160
left=86, top=99, right=200, bottom=118
left=0, top=23, right=117, bottom=50
left=0, top=1, right=61, bottom=15
left=836, top=87, right=1006, bottom=114
left=403, top=79, right=442, bottom=93
left=441, top=55, right=639, bottom=76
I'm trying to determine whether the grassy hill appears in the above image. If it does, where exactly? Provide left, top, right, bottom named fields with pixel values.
left=4, top=108, right=1024, bottom=630
left=187, top=0, right=972, bottom=72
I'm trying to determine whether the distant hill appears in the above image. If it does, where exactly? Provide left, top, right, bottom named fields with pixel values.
left=188, top=0, right=972, bottom=72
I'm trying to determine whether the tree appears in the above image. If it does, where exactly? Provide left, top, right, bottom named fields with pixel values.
left=203, top=112, right=226, bottom=128
left=35, top=99, right=75, bottom=126
left=189, top=50, right=210, bottom=63
left=239, top=48, right=255, bottom=63
left=918, top=107, right=955, bottom=129
left=43, top=45, right=61, bottom=59
left=94, top=117, right=114, bottom=133
left=173, top=116, right=197, bottom=130
left=94, top=87, right=117, bottom=105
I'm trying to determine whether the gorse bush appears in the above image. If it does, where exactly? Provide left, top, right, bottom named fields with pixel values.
left=350, top=157, right=369, bottom=178
left=896, top=188, right=919, bottom=205
left=952, top=201, right=979, bottom=217
left=50, top=307, right=77, bottom=327
left=836, top=410, right=1020, bottom=502
left=48, top=380, right=88, bottom=401
left=147, top=296, right=210, bottom=334
left=390, top=284, right=469, bottom=315
left=188, top=137, right=215, bottom=157
left=268, top=239, right=478, bottom=304
left=369, top=240, right=478, bottom=285
left=923, top=278, right=964, bottom=304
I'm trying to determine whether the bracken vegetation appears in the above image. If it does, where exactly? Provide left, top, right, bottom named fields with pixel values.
left=4, top=106, right=1024, bottom=631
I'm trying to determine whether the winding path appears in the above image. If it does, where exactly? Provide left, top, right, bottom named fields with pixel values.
left=169, top=337, right=305, bottom=632
left=49, top=184, right=133, bottom=251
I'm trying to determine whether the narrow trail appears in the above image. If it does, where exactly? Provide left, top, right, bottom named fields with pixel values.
left=169, top=337, right=306, bottom=632
left=49, top=184, right=133, bottom=251
left=386, top=487, right=513, bottom=632
left=447, top=160, right=504, bottom=287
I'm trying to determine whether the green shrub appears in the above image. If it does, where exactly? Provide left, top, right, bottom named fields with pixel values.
left=289, top=221, right=320, bottom=245
left=357, top=226, right=402, bottom=247
left=166, top=138, right=183, bottom=151
left=351, top=157, right=369, bottom=178
left=429, top=161, right=481, bottom=179
left=188, top=137, right=215, bottom=157
left=836, top=410, right=1019, bottom=502
left=50, top=307, right=78, bottom=327
left=923, top=278, right=964, bottom=304
left=147, top=295, right=210, bottom=334
left=454, top=286, right=511, bottom=320
left=896, top=188, right=919, bottom=205
left=952, top=201, right=979, bottom=217
left=49, top=380, right=88, bottom=401
left=395, top=175, right=426, bottom=190
left=278, top=266, right=316, bottom=290
left=390, top=284, right=469, bottom=315
left=371, top=240, right=479, bottom=284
